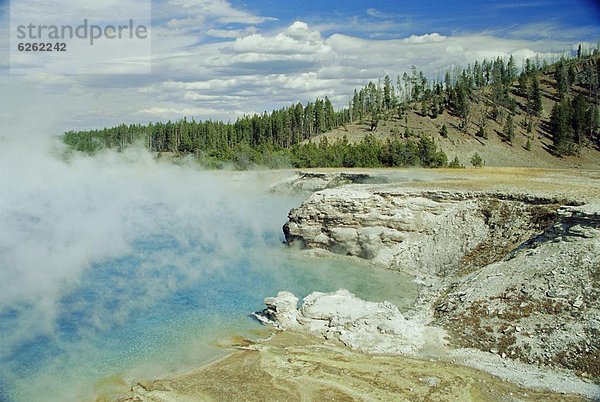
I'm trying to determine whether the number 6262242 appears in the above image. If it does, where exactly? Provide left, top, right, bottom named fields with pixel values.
left=17, top=42, right=66, bottom=52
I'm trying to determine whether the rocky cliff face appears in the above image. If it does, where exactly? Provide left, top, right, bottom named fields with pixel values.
left=284, top=186, right=562, bottom=277
left=282, top=183, right=600, bottom=381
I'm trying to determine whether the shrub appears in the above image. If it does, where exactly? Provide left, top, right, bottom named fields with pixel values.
left=477, top=125, right=488, bottom=139
left=440, top=124, right=448, bottom=137
left=471, top=152, right=484, bottom=167
left=448, top=156, right=464, bottom=168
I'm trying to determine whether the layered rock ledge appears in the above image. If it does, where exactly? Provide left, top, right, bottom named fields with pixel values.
left=283, top=186, right=578, bottom=275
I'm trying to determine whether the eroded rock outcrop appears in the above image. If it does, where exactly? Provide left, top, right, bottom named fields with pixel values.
left=252, top=291, right=299, bottom=328
left=254, top=289, right=446, bottom=355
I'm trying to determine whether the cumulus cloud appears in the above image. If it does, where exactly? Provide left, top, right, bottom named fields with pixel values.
left=286, top=20, right=322, bottom=41
left=404, top=33, right=447, bottom=44
left=138, top=105, right=239, bottom=119
left=224, top=23, right=328, bottom=56
left=119, top=21, right=580, bottom=125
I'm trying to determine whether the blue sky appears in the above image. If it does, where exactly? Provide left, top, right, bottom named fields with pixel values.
left=232, top=0, right=600, bottom=39
left=1, top=0, right=599, bottom=131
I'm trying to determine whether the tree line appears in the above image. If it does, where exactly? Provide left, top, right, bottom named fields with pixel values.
left=63, top=96, right=349, bottom=157
left=289, top=135, right=447, bottom=169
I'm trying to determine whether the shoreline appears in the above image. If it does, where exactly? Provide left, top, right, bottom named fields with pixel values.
left=120, top=329, right=592, bottom=401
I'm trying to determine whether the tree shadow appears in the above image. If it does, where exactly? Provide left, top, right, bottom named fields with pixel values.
left=541, top=89, right=560, bottom=103
left=537, top=120, right=554, bottom=141
left=536, top=124, right=559, bottom=156
left=495, top=129, right=512, bottom=144
left=508, top=208, right=598, bottom=258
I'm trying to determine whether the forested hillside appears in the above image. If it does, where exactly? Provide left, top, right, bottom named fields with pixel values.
left=63, top=96, right=350, bottom=167
left=63, top=49, right=600, bottom=169
left=313, top=50, right=600, bottom=168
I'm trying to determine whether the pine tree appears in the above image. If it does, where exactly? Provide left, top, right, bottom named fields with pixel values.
left=383, top=75, right=393, bottom=110
left=470, top=153, right=484, bottom=167
left=440, top=124, right=448, bottom=137
left=530, top=71, right=543, bottom=117
left=444, top=71, right=452, bottom=101
left=526, top=117, right=533, bottom=133
left=518, top=71, right=528, bottom=97
left=455, top=81, right=470, bottom=131
left=571, top=94, right=590, bottom=147
left=411, top=66, right=420, bottom=100
left=525, top=58, right=534, bottom=75
left=473, top=60, right=484, bottom=88
left=421, top=100, right=429, bottom=117
left=556, top=62, right=569, bottom=100
left=448, top=155, right=463, bottom=168
left=303, top=102, right=314, bottom=139
left=477, top=124, right=487, bottom=139
left=550, top=99, right=574, bottom=155
left=351, top=89, right=360, bottom=122
left=507, top=55, right=517, bottom=83
left=504, top=114, right=515, bottom=144
left=314, top=98, right=325, bottom=134
left=293, top=103, right=304, bottom=144
left=591, top=106, right=600, bottom=146
left=324, top=96, right=335, bottom=131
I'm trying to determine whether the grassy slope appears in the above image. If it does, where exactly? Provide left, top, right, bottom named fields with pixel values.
left=307, top=59, right=600, bottom=169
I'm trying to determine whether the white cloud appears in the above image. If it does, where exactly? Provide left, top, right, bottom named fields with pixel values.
left=366, top=8, right=387, bottom=18
left=183, top=92, right=245, bottom=101
left=160, top=0, right=275, bottom=26
left=404, top=33, right=446, bottom=44
left=164, top=78, right=240, bottom=91
left=166, top=16, right=205, bottom=30
left=10, top=0, right=148, bottom=22
left=286, top=20, right=322, bottom=41
left=224, top=22, right=328, bottom=56
left=506, top=21, right=600, bottom=41
left=139, top=105, right=236, bottom=119
left=206, top=26, right=258, bottom=39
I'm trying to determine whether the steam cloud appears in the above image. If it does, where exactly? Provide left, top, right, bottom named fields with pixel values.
left=0, top=80, right=302, bottom=401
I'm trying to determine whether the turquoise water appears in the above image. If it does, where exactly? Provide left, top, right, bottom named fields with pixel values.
left=0, top=169, right=416, bottom=402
